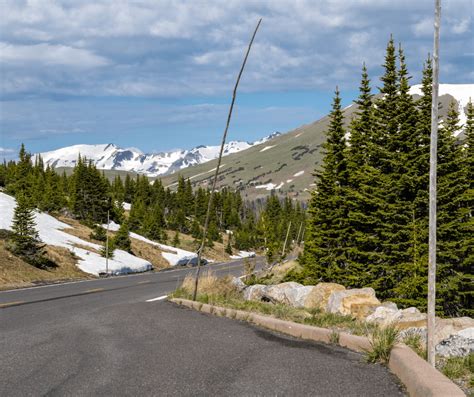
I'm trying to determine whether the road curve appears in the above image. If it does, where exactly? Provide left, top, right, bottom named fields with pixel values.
left=0, top=259, right=405, bottom=396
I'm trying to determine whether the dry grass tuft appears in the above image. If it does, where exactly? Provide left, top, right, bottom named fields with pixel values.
left=179, top=270, right=236, bottom=300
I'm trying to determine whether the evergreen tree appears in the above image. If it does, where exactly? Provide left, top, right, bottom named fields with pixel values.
left=114, top=220, right=132, bottom=253
left=172, top=231, right=180, bottom=247
left=458, top=99, right=474, bottom=315
left=100, top=235, right=115, bottom=259
left=302, top=87, right=349, bottom=283
left=11, top=193, right=41, bottom=257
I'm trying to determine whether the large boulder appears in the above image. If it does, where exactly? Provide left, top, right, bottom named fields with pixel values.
left=366, top=306, right=400, bottom=326
left=243, top=284, right=267, bottom=301
left=436, top=335, right=474, bottom=358
left=302, top=283, right=346, bottom=310
left=263, top=282, right=304, bottom=305
left=326, top=288, right=380, bottom=318
left=366, top=306, right=427, bottom=328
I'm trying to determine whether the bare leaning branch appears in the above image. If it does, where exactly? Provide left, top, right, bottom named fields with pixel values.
left=192, top=19, right=262, bottom=301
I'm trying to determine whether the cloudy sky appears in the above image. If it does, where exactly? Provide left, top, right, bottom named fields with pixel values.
left=0, top=0, right=473, bottom=159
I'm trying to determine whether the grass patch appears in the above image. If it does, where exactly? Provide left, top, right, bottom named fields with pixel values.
left=438, top=354, right=473, bottom=395
left=329, top=329, right=340, bottom=345
left=366, top=325, right=399, bottom=364
left=0, top=240, right=92, bottom=290
left=402, top=332, right=427, bottom=359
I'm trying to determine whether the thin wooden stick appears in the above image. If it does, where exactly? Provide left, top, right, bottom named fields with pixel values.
left=192, top=19, right=262, bottom=301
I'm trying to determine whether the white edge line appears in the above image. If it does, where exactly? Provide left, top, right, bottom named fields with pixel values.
left=146, top=295, right=168, bottom=302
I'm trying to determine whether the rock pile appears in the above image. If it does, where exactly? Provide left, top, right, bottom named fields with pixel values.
left=233, top=278, right=474, bottom=358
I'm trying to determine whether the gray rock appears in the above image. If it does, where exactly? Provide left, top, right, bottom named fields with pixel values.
left=243, top=284, right=267, bottom=301
left=263, top=282, right=304, bottom=305
left=230, top=277, right=247, bottom=292
left=436, top=334, right=474, bottom=358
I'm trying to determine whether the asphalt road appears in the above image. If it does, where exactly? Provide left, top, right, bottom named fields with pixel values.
left=0, top=259, right=405, bottom=396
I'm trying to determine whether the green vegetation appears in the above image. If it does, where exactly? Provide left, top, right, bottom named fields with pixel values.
left=8, top=191, right=55, bottom=269
left=402, top=332, right=427, bottom=359
left=365, top=325, right=400, bottom=364
left=439, top=354, right=473, bottom=392
left=298, top=38, right=473, bottom=316
left=0, top=146, right=304, bottom=259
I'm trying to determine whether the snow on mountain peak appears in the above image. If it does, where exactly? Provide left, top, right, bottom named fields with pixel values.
left=38, top=132, right=280, bottom=177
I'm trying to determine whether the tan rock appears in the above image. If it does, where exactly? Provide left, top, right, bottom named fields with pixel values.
left=327, top=288, right=380, bottom=317
left=302, top=282, right=346, bottom=310
left=395, top=307, right=427, bottom=330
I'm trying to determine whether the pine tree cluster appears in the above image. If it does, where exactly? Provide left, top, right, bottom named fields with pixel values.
left=0, top=150, right=305, bottom=261
left=301, top=38, right=473, bottom=316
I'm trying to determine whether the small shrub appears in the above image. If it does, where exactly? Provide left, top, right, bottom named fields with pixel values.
left=441, top=356, right=469, bottom=380
left=329, top=329, right=340, bottom=345
left=90, top=225, right=106, bottom=242
left=366, top=325, right=399, bottom=364
left=402, top=332, right=427, bottom=359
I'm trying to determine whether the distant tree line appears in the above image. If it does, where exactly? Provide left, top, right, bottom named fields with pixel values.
left=0, top=150, right=306, bottom=260
left=294, top=38, right=473, bottom=317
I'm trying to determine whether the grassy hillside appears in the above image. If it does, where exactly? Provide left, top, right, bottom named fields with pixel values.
left=157, top=94, right=461, bottom=201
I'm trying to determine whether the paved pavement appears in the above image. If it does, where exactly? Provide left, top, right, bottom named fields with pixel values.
left=0, top=259, right=405, bottom=396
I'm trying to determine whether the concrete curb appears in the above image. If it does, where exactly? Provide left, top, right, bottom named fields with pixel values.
left=170, top=298, right=465, bottom=397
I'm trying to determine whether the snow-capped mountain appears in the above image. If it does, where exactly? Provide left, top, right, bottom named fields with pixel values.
left=39, top=132, right=281, bottom=177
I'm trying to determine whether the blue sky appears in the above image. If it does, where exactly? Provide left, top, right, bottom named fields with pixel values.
left=1, top=0, right=473, bottom=160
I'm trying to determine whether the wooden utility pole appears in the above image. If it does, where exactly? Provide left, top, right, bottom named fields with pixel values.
left=296, top=222, right=303, bottom=246
left=281, top=221, right=292, bottom=258
left=105, top=210, right=110, bottom=275
left=192, top=19, right=262, bottom=301
left=428, top=0, right=441, bottom=367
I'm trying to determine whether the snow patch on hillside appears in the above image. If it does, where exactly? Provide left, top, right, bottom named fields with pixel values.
left=230, top=251, right=256, bottom=259
left=293, top=170, right=305, bottom=177
left=255, top=183, right=276, bottom=190
left=0, top=193, right=152, bottom=276
left=259, top=145, right=275, bottom=153
left=104, top=221, right=197, bottom=266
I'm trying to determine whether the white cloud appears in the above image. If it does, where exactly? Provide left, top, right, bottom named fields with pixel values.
left=451, top=17, right=471, bottom=34
left=0, top=0, right=471, bottom=99
left=0, top=42, right=109, bottom=68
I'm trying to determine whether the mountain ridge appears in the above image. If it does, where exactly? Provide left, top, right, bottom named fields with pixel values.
left=38, top=132, right=281, bottom=177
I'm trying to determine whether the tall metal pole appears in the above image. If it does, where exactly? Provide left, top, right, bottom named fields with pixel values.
left=105, top=210, right=110, bottom=275
left=427, top=0, right=441, bottom=367
left=191, top=19, right=262, bottom=301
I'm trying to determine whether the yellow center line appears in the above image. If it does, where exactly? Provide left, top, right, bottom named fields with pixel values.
left=84, top=288, right=105, bottom=293
left=0, top=301, right=25, bottom=308
left=138, top=281, right=151, bottom=284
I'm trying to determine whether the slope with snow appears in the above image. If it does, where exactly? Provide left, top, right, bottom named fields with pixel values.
left=0, top=192, right=152, bottom=276
left=410, top=84, right=473, bottom=133
left=38, top=132, right=281, bottom=177
left=103, top=221, right=199, bottom=266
